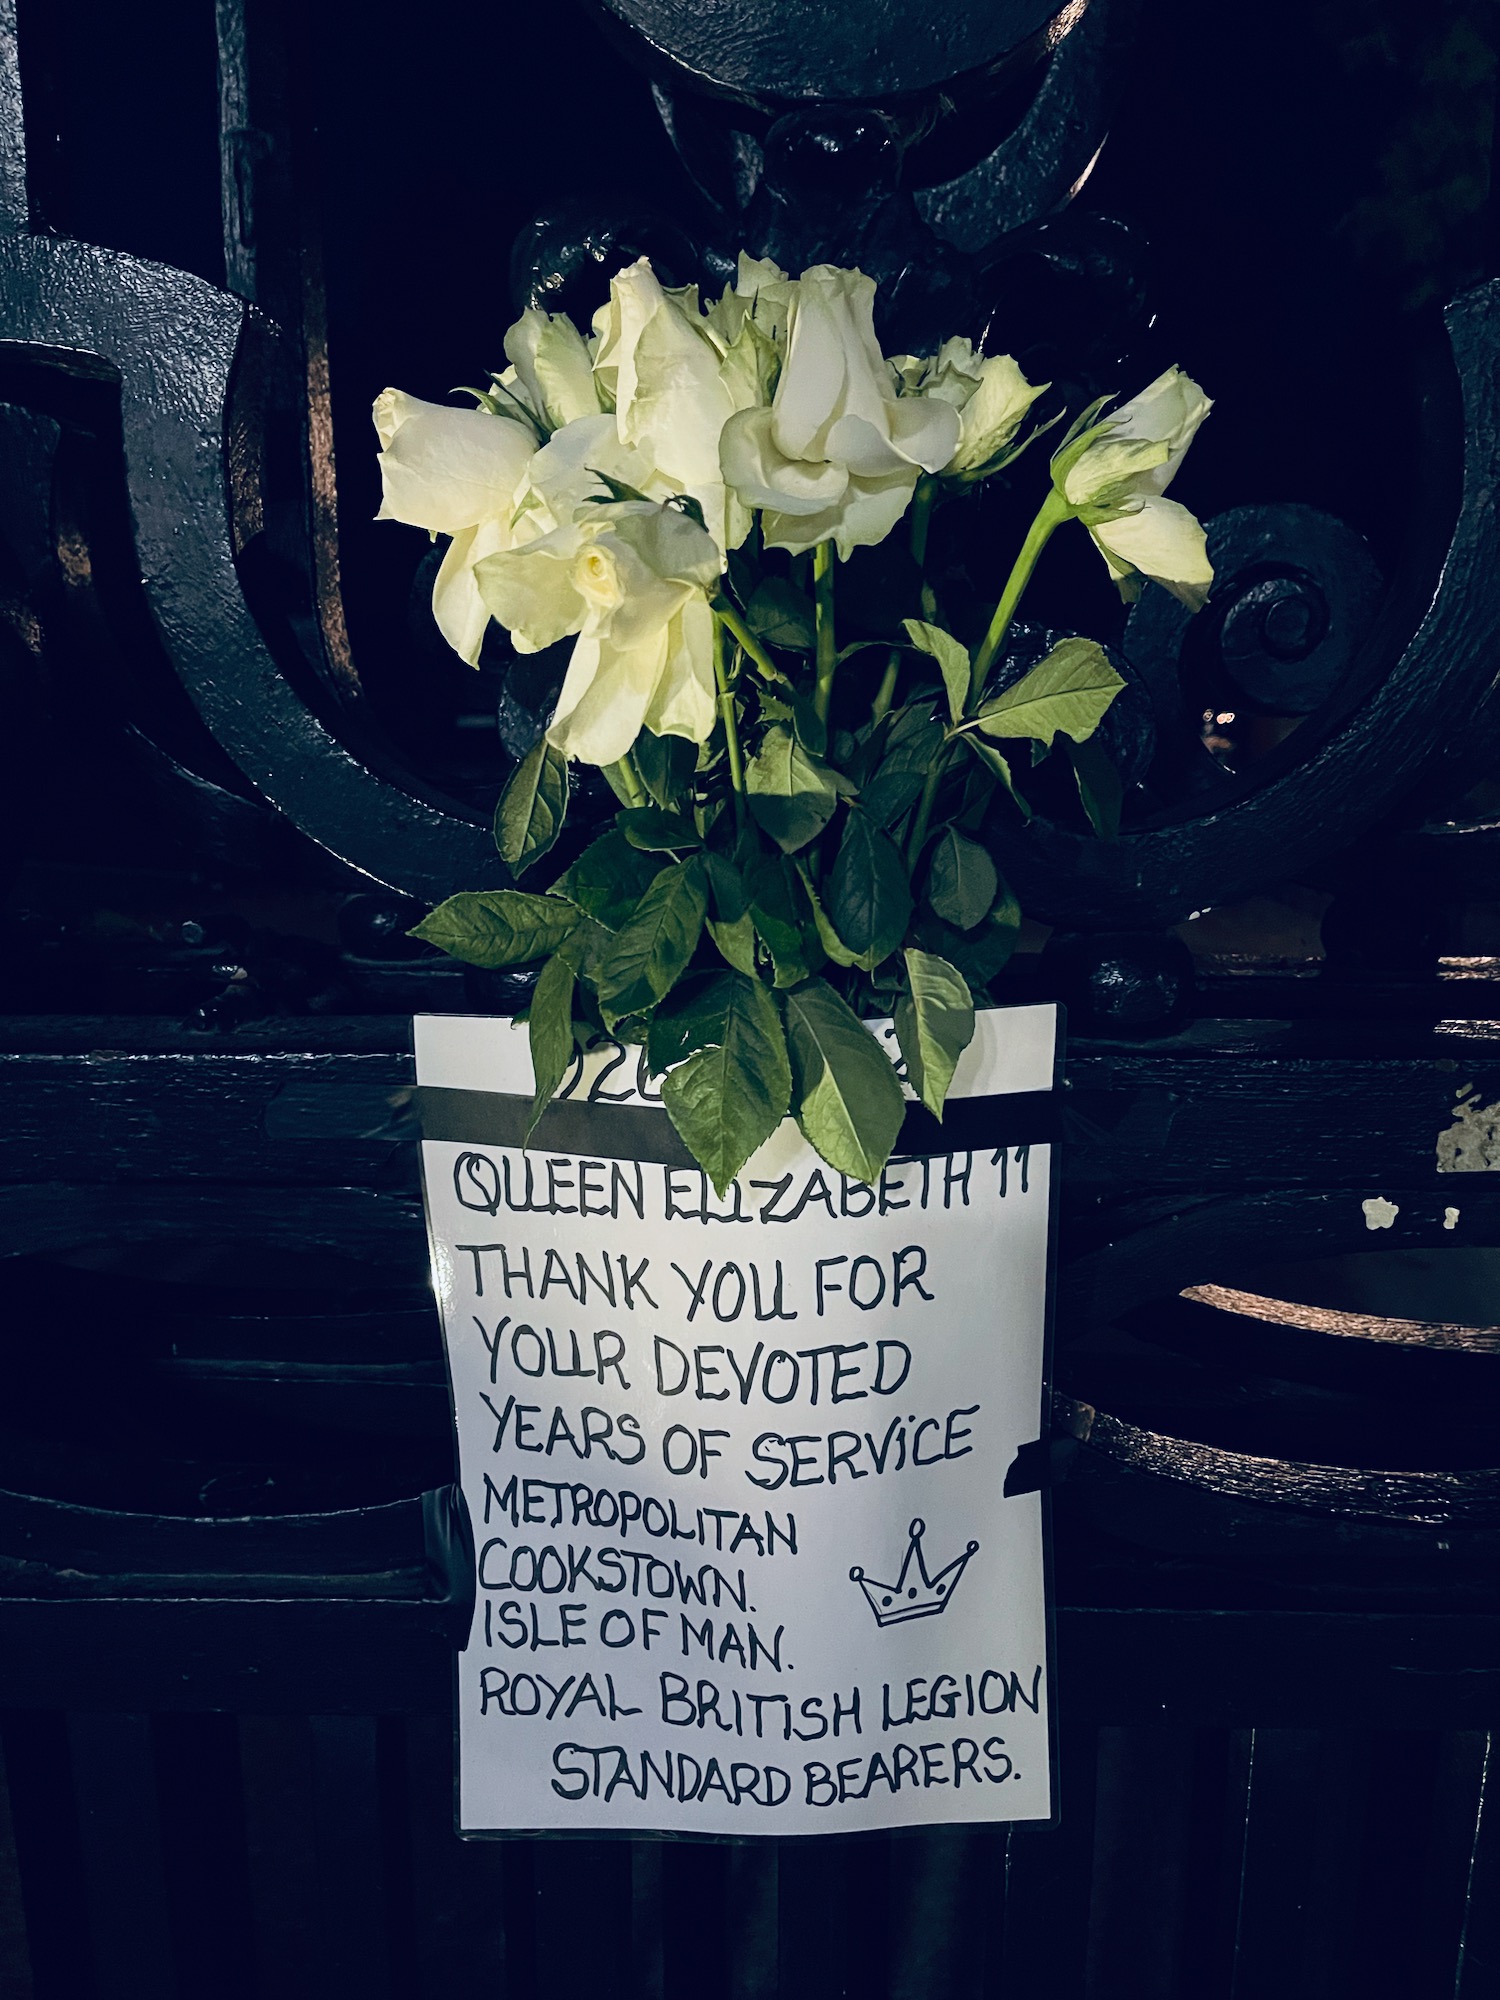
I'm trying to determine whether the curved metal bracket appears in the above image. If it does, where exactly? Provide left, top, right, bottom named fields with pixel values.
left=915, top=0, right=1126, bottom=253
left=0, top=235, right=502, bottom=900
left=590, top=0, right=1067, bottom=106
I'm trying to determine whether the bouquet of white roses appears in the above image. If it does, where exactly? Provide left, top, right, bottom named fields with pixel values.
left=377, top=254, right=1213, bottom=1192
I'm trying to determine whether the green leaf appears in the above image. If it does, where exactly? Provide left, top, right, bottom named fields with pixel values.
left=656, top=973, right=793, bottom=1197
left=553, top=831, right=660, bottom=930
left=667, top=491, right=708, bottom=534
left=702, top=851, right=749, bottom=923
left=646, top=970, right=722, bottom=1072
left=745, top=725, right=846, bottom=853
left=617, top=806, right=703, bottom=852
left=476, top=378, right=547, bottom=439
left=955, top=752, right=998, bottom=831
left=410, top=890, right=579, bottom=969
left=559, top=915, right=611, bottom=982
left=882, top=702, right=945, bottom=773
left=903, top=618, right=972, bottom=725
left=594, top=859, right=708, bottom=1025
left=494, top=738, right=570, bottom=873
left=860, top=766, right=926, bottom=828
left=804, top=877, right=861, bottom=968
left=746, top=851, right=826, bottom=988
left=789, top=690, right=827, bottom=759
left=963, top=734, right=1032, bottom=822
left=856, top=705, right=940, bottom=827
left=632, top=729, right=697, bottom=810
left=584, top=468, right=654, bottom=505
left=524, top=950, right=578, bottom=1142
left=1065, top=734, right=1124, bottom=839
left=975, top=637, right=1124, bottom=746
left=915, top=885, right=1021, bottom=991
left=926, top=828, right=998, bottom=931
left=746, top=577, right=816, bottom=652
left=781, top=979, right=905, bottom=1183
left=456, top=384, right=504, bottom=416
left=708, top=911, right=759, bottom=975
left=825, top=810, right=913, bottom=971
left=1051, top=392, right=1115, bottom=461
left=837, top=712, right=889, bottom=790
left=895, top=950, right=975, bottom=1120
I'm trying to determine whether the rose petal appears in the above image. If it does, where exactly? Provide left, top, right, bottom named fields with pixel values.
left=770, top=268, right=863, bottom=459
left=720, top=407, right=847, bottom=514
left=374, top=395, right=536, bottom=535
left=474, top=521, right=591, bottom=653
left=949, top=354, right=1046, bottom=473
left=825, top=411, right=909, bottom=478
left=644, top=592, right=717, bottom=744
left=884, top=392, right=961, bottom=473
left=610, top=502, right=724, bottom=594
left=504, top=308, right=601, bottom=430
left=431, top=525, right=489, bottom=667
left=762, top=466, right=918, bottom=560
left=1089, top=497, right=1213, bottom=609
left=548, top=625, right=669, bottom=766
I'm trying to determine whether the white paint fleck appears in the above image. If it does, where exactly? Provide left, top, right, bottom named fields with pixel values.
left=1362, top=1197, right=1399, bottom=1231
left=1444, top=1206, right=1461, bottom=1230
left=1436, top=1085, right=1500, bottom=1172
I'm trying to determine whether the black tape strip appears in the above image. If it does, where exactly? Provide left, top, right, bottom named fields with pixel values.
left=895, top=1090, right=1059, bottom=1155
left=1003, top=1435, right=1081, bottom=1497
left=415, top=1088, right=696, bottom=1163
left=414, top=1085, right=1059, bottom=1161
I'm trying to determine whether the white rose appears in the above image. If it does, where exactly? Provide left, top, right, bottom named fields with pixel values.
left=706, top=252, right=797, bottom=349
left=718, top=264, right=960, bottom=558
left=474, top=500, right=722, bottom=766
left=717, top=314, right=781, bottom=427
left=1055, top=367, right=1214, bottom=608
left=887, top=351, right=930, bottom=396
left=913, top=338, right=1047, bottom=478
left=500, top=308, right=604, bottom=431
left=592, top=258, right=755, bottom=552
left=373, top=388, right=539, bottom=665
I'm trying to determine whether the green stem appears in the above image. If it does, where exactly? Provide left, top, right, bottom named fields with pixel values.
left=906, top=491, right=1071, bottom=865
left=812, top=541, right=838, bottom=725
left=871, top=648, right=901, bottom=724
left=603, top=752, right=648, bottom=809
left=713, top=598, right=782, bottom=684
left=969, top=487, right=1072, bottom=705
left=713, top=617, right=747, bottom=834
left=909, top=475, right=936, bottom=567
left=906, top=750, right=948, bottom=869
left=911, top=478, right=940, bottom=623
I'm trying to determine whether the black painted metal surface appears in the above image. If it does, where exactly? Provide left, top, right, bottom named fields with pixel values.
left=589, top=0, right=1070, bottom=103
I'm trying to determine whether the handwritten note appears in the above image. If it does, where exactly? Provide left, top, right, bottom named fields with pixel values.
left=415, top=1003, right=1058, bottom=1836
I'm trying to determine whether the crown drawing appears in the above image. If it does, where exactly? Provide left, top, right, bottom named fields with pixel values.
left=850, top=1518, right=979, bottom=1629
